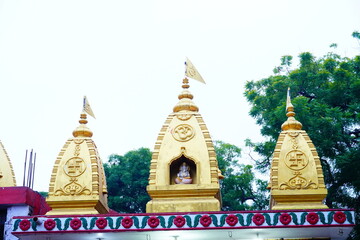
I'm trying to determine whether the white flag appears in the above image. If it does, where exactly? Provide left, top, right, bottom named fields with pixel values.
left=185, top=58, right=206, bottom=84
left=83, top=96, right=96, bottom=119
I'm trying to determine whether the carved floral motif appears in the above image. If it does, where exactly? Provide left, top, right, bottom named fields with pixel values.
left=279, top=171, right=317, bottom=190
left=19, top=219, right=31, bottom=231
left=306, top=212, right=319, bottom=225
left=226, top=214, right=238, bottom=226
left=44, top=219, right=56, bottom=230
left=96, top=218, right=108, bottom=229
left=121, top=217, right=133, bottom=228
left=70, top=218, right=82, bottom=230
left=176, top=113, right=192, bottom=121
left=147, top=216, right=160, bottom=228
left=334, top=211, right=346, bottom=224
left=279, top=213, right=292, bottom=225
left=252, top=213, right=265, bottom=226
left=54, top=177, right=91, bottom=196
left=200, top=215, right=212, bottom=227
left=173, top=216, right=186, bottom=227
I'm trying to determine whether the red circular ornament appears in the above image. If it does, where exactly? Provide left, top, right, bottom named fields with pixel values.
left=121, top=217, right=133, bottom=228
left=225, top=214, right=238, bottom=226
left=70, top=218, right=82, bottom=230
left=200, top=215, right=212, bottom=227
left=96, top=217, right=108, bottom=229
left=44, top=219, right=56, bottom=230
left=19, top=219, right=31, bottom=231
left=173, top=216, right=186, bottom=228
left=334, top=211, right=346, bottom=224
left=306, top=212, right=319, bottom=225
left=279, top=213, right=292, bottom=225
left=252, top=213, right=265, bottom=226
left=147, top=216, right=160, bottom=228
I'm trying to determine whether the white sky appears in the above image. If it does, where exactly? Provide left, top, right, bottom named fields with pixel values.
left=0, top=0, right=359, bottom=192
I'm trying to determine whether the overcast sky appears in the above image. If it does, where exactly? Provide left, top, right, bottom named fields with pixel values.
left=0, top=0, right=359, bottom=191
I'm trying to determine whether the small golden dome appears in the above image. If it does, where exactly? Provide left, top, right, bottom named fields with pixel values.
left=72, top=113, right=93, bottom=137
left=173, top=78, right=199, bottom=112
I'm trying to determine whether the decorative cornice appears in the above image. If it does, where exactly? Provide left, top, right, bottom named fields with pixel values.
left=12, top=209, right=355, bottom=234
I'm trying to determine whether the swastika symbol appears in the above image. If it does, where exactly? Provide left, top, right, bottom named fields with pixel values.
left=64, top=157, right=86, bottom=177
left=285, top=150, right=308, bottom=170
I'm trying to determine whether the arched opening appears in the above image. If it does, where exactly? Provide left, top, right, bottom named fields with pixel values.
left=170, top=155, right=197, bottom=185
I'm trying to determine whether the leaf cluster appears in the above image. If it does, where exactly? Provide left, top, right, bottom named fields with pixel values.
left=104, top=148, right=151, bottom=213
left=215, top=141, right=269, bottom=211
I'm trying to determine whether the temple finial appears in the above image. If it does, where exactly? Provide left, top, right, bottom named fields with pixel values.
left=173, top=78, right=199, bottom=112
left=281, top=88, right=302, bottom=130
left=286, top=87, right=294, bottom=114
left=72, top=112, right=93, bottom=138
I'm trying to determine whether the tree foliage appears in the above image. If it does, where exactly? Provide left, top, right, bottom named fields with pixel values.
left=244, top=34, right=360, bottom=236
left=104, top=142, right=269, bottom=213
left=104, top=148, right=151, bottom=213
left=215, top=141, right=269, bottom=211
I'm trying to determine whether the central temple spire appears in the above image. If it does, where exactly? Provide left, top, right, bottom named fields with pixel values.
left=146, top=76, right=222, bottom=213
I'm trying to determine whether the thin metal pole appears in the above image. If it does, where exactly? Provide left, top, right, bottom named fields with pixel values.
left=27, top=149, right=33, bottom=188
left=23, top=150, right=28, bottom=186
left=31, top=152, right=36, bottom=189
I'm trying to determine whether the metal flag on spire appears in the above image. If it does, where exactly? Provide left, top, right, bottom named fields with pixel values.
left=83, top=96, right=96, bottom=119
left=184, top=57, right=206, bottom=84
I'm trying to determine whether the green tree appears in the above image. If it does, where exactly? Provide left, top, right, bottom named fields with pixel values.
left=104, top=142, right=269, bottom=213
left=104, top=148, right=151, bottom=213
left=215, top=141, right=269, bottom=211
left=244, top=35, right=360, bottom=237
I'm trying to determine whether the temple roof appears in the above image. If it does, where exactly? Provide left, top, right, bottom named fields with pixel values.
left=46, top=111, right=108, bottom=215
left=147, top=77, right=222, bottom=213
left=269, top=88, right=327, bottom=210
left=0, top=140, right=16, bottom=187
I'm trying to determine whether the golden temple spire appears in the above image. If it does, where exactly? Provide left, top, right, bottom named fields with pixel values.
left=0, top=141, right=16, bottom=187
left=281, top=88, right=303, bottom=131
left=147, top=74, right=222, bottom=213
left=269, top=88, right=327, bottom=210
left=46, top=102, right=108, bottom=215
left=173, top=78, right=199, bottom=112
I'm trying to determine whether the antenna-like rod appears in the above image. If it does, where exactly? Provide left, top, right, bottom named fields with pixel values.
left=31, top=152, right=36, bottom=189
left=23, top=150, right=28, bottom=186
left=27, top=149, right=33, bottom=188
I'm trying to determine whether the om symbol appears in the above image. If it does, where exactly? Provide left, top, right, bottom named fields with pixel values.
left=172, top=124, right=195, bottom=142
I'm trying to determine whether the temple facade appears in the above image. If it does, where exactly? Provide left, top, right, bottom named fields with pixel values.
left=0, top=81, right=356, bottom=240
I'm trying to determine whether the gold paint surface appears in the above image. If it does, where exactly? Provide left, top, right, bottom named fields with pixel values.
left=0, top=141, right=16, bottom=187
left=269, top=92, right=327, bottom=210
left=147, top=80, right=222, bottom=213
left=46, top=113, right=108, bottom=215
